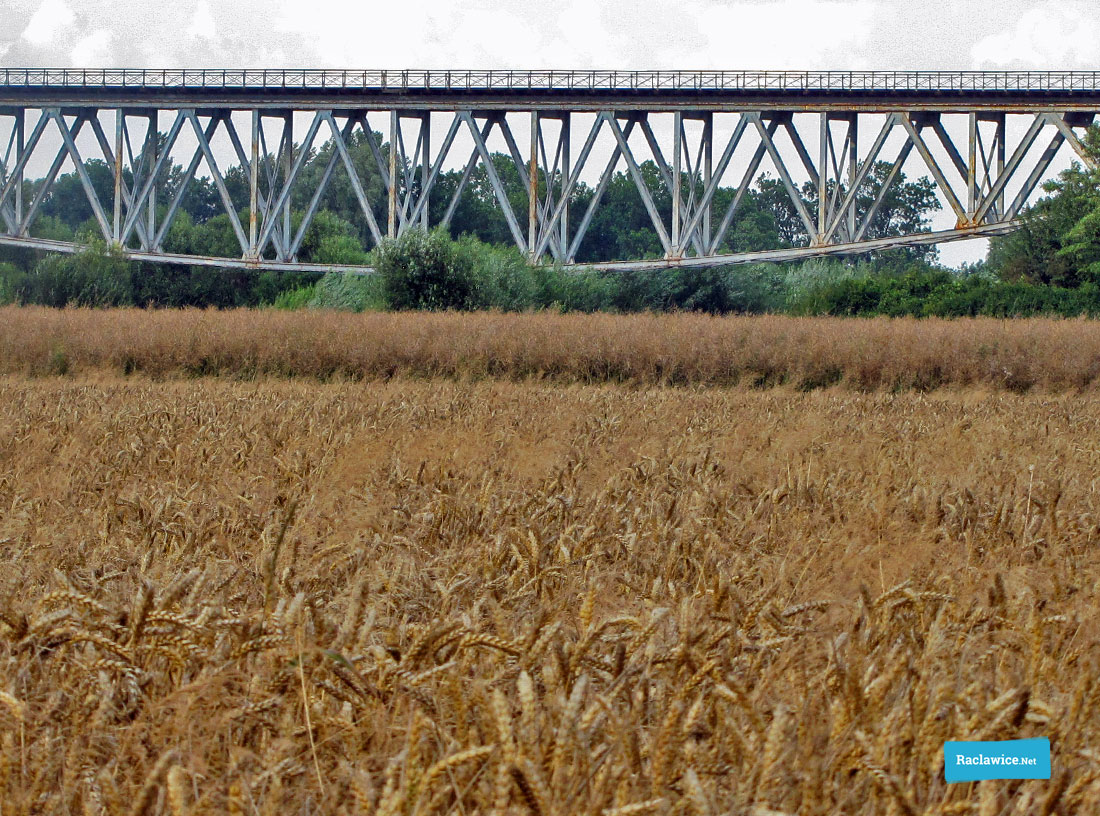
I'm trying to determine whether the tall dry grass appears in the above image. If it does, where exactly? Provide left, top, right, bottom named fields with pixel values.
left=3, top=306, right=1100, bottom=390
left=0, top=376, right=1097, bottom=813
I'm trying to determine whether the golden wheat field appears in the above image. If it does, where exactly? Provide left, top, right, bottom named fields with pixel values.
left=0, top=369, right=1098, bottom=815
left=5, top=307, right=1100, bottom=391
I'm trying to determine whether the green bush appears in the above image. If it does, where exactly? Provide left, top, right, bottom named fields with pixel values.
left=271, top=284, right=317, bottom=310
left=251, top=270, right=321, bottom=309
left=531, top=265, right=617, bottom=313
left=0, top=263, right=25, bottom=305
left=455, top=237, right=538, bottom=311
left=376, top=228, right=476, bottom=310
left=667, top=265, right=786, bottom=314
left=18, top=241, right=133, bottom=307
left=297, top=211, right=370, bottom=265
left=782, top=261, right=1100, bottom=319
left=309, top=272, right=385, bottom=311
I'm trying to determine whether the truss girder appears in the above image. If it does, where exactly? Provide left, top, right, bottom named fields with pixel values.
left=0, top=103, right=1094, bottom=272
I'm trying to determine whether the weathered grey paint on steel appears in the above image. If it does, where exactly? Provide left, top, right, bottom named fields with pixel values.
left=0, top=69, right=1096, bottom=273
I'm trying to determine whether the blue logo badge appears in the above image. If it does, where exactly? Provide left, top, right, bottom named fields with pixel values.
left=945, top=738, right=1051, bottom=782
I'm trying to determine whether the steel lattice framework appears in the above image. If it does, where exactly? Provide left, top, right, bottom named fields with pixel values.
left=0, top=69, right=1097, bottom=272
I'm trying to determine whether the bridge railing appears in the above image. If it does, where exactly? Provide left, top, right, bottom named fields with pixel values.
left=2, top=69, right=1100, bottom=92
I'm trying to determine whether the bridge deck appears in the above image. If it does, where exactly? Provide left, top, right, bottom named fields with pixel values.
left=3, top=69, right=1100, bottom=111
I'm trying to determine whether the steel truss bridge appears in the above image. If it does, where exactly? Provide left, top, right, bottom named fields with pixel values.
left=0, top=69, right=1097, bottom=273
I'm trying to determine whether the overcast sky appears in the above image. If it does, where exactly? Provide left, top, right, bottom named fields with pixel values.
left=3, top=0, right=1098, bottom=71
left=2, top=0, right=1096, bottom=266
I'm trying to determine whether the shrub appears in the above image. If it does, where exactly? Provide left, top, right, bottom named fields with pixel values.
left=531, top=265, right=617, bottom=313
left=271, top=284, right=317, bottom=310
left=456, top=236, right=538, bottom=311
left=376, top=228, right=476, bottom=310
left=19, top=240, right=133, bottom=307
left=308, top=272, right=385, bottom=312
left=668, top=265, right=786, bottom=314
left=297, top=211, right=371, bottom=265
left=0, top=263, right=25, bottom=305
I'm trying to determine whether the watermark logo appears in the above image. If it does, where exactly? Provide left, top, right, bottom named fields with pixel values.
left=945, top=738, right=1051, bottom=783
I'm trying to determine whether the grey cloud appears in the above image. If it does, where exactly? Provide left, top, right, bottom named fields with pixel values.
left=1, top=0, right=1096, bottom=70
left=1, top=0, right=320, bottom=67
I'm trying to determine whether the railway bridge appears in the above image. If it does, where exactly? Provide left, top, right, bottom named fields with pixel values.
left=0, top=69, right=1097, bottom=273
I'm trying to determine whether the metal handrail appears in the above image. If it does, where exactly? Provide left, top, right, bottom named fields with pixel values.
left=2, top=68, right=1100, bottom=92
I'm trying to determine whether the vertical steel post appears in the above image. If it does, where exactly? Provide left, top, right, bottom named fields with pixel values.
left=528, top=111, right=538, bottom=258
left=847, top=116, right=858, bottom=240
left=421, top=112, right=430, bottom=230
left=560, top=113, right=570, bottom=259
left=967, top=112, right=977, bottom=222
left=388, top=110, right=398, bottom=238
left=113, top=109, right=123, bottom=244
left=249, top=109, right=259, bottom=256
left=671, top=112, right=682, bottom=257
left=818, top=113, right=828, bottom=242
left=995, top=114, right=1006, bottom=219
left=283, top=113, right=293, bottom=257
left=15, top=110, right=24, bottom=228
left=147, top=110, right=157, bottom=244
left=702, top=112, right=713, bottom=249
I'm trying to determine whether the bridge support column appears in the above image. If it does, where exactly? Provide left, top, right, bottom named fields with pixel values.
left=282, top=113, right=293, bottom=258
left=14, top=110, right=23, bottom=229
left=560, top=112, right=570, bottom=260
left=671, top=111, right=682, bottom=258
left=146, top=111, right=157, bottom=248
left=967, top=112, right=977, bottom=221
left=528, top=111, right=538, bottom=259
left=388, top=110, right=398, bottom=239
left=995, top=114, right=1006, bottom=219
left=702, top=112, right=712, bottom=249
left=847, top=115, right=858, bottom=241
left=113, top=109, right=123, bottom=245
left=817, top=113, right=828, bottom=242
left=421, top=112, right=430, bottom=231
left=249, top=110, right=259, bottom=257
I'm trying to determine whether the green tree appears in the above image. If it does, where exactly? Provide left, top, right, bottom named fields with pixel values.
left=755, top=163, right=941, bottom=260
left=987, top=126, right=1100, bottom=287
left=432, top=154, right=528, bottom=249
left=1052, top=129, right=1100, bottom=282
left=36, top=159, right=116, bottom=231
left=291, top=129, right=389, bottom=247
left=294, top=210, right=369, bottom=265
left=573, top=162, right=668, bottom=262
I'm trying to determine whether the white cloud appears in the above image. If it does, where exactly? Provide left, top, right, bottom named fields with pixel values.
left=22, top=0, right=75, bottom=46
left=71, top=27, right=111, bottom=63
left=972, top=5, right=1100, bottom=68
left=681, top=0, right=877, bottom=69
left=2, top=0, right=1093, bottom=73
left=272, top=0, right=875, bottom=70
left=187, top=0, right=217, bottom=40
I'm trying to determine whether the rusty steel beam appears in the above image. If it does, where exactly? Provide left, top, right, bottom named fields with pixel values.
left=0, top=220, right=1018, bottom=274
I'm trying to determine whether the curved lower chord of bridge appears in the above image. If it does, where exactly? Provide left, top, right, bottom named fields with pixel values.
left=0, top=69, right=1097, bottom=273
